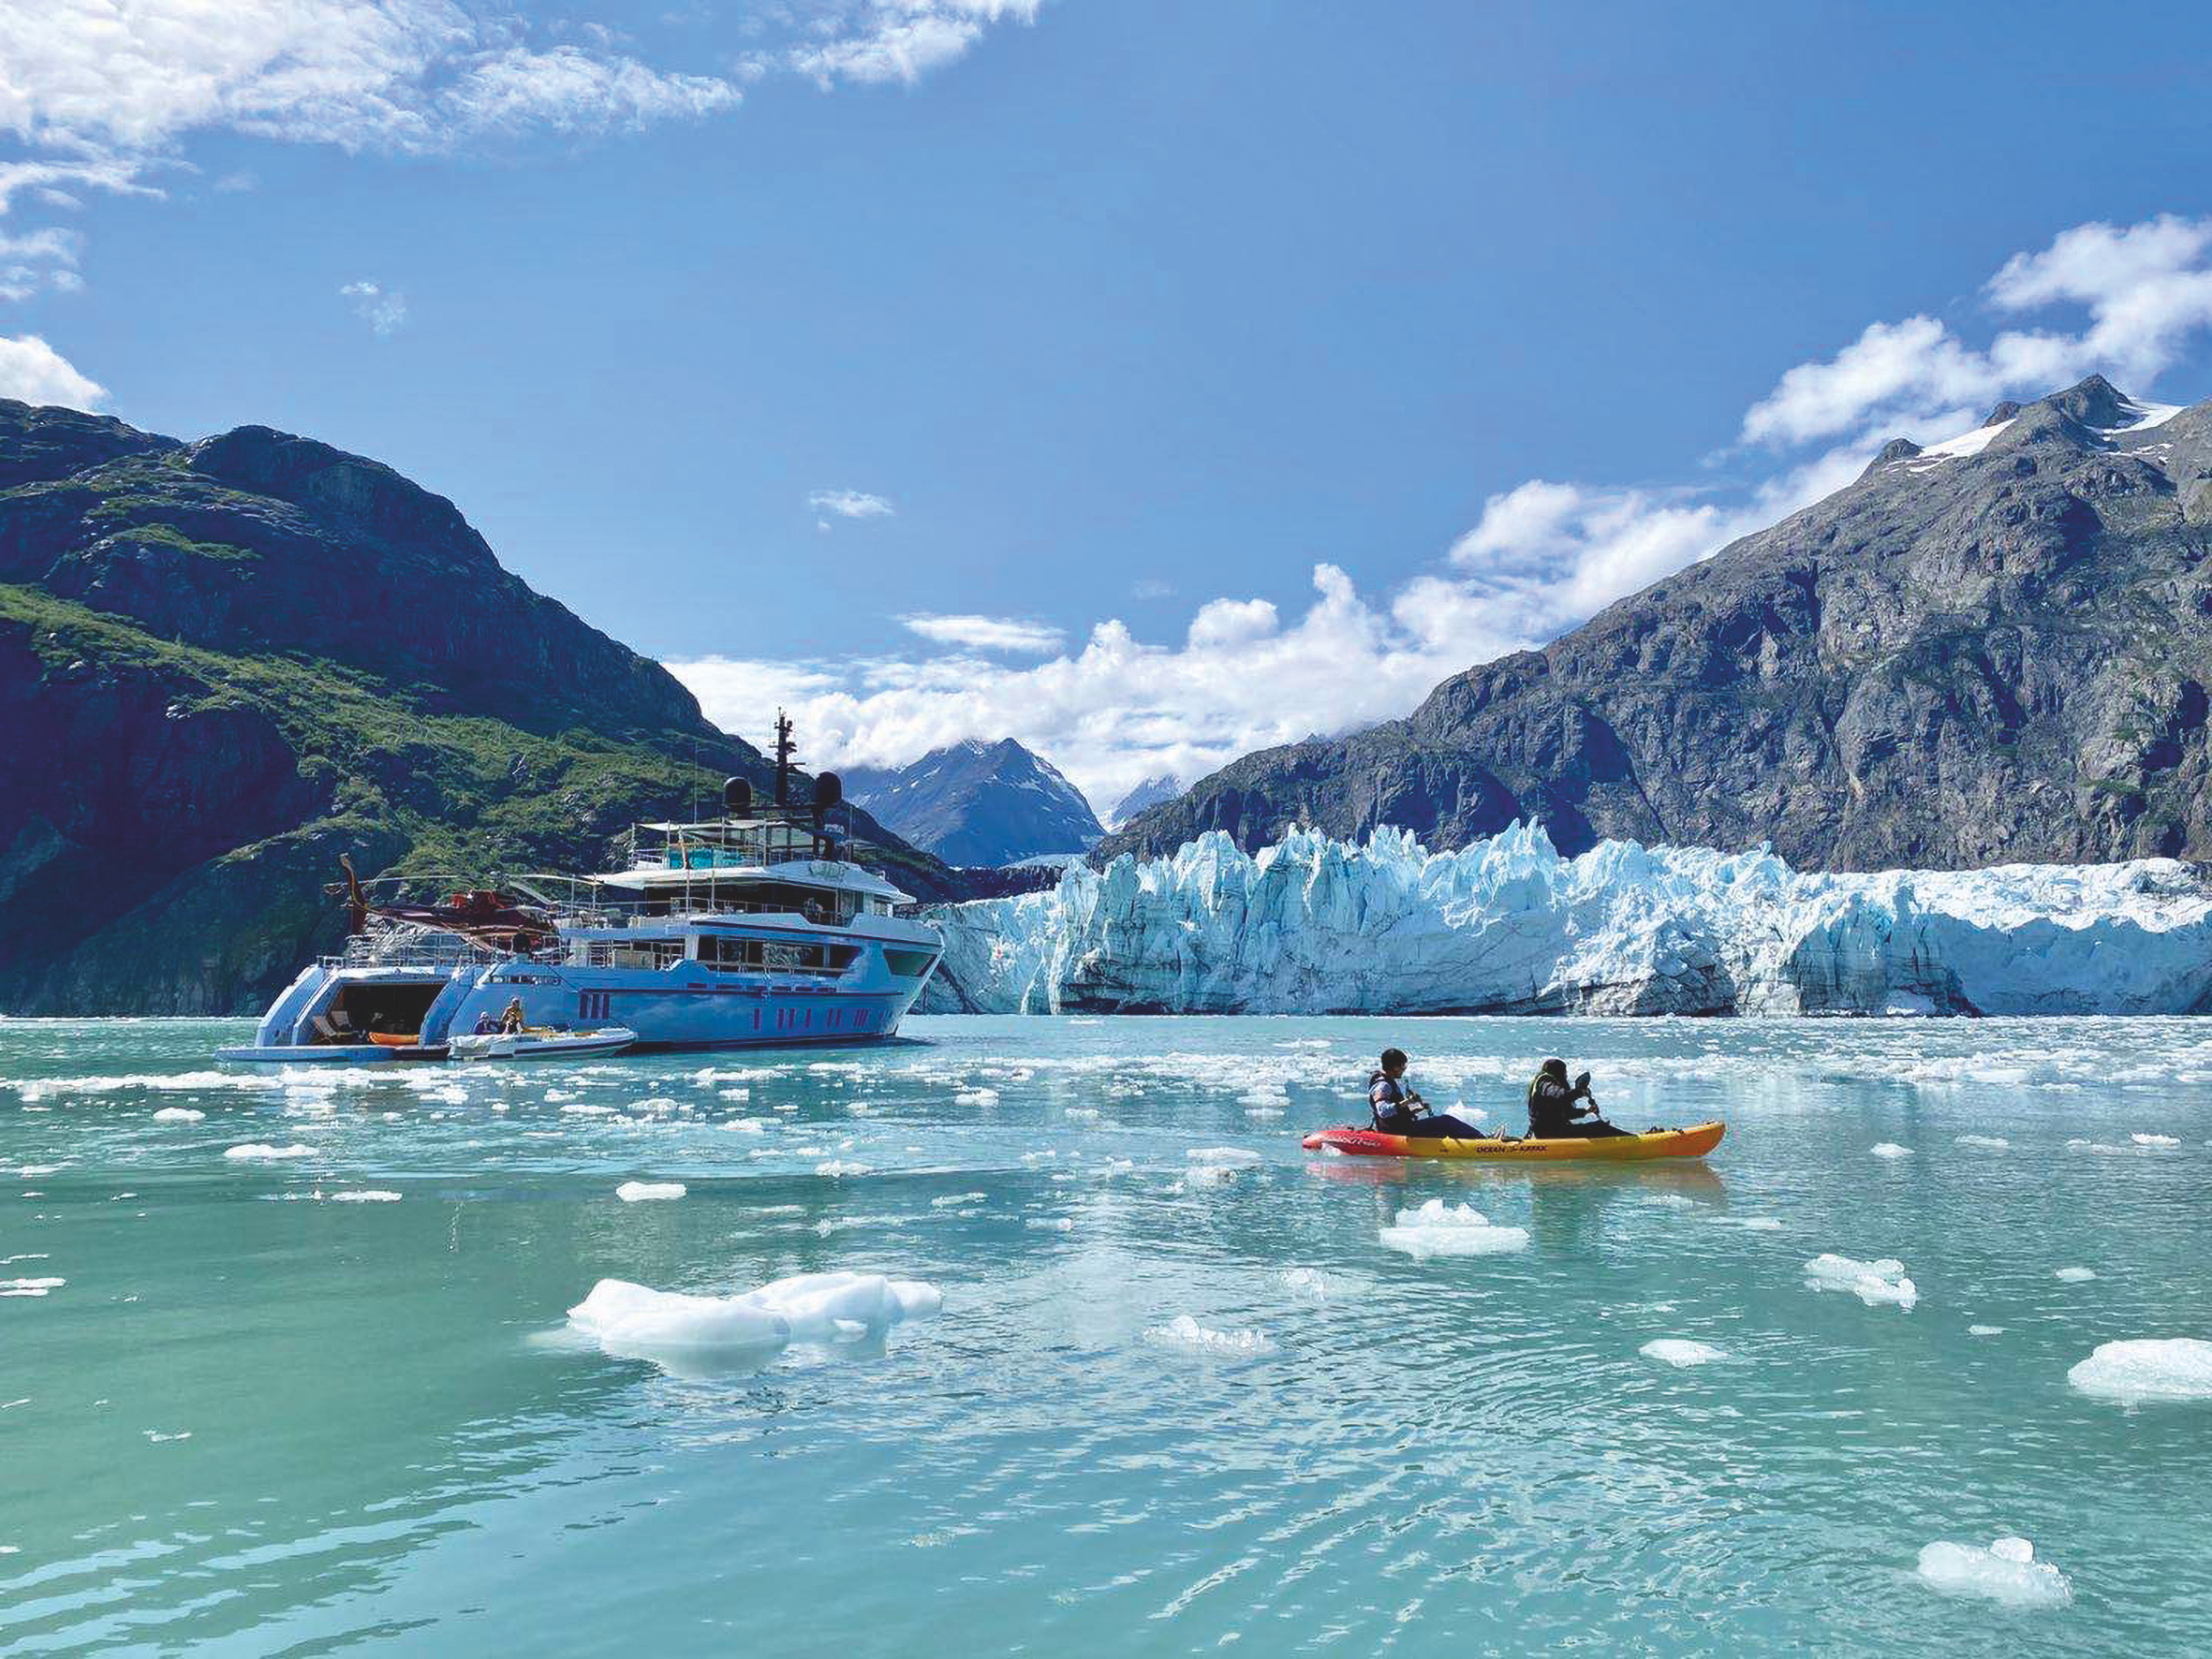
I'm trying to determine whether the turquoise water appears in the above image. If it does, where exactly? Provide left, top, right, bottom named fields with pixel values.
left=4, top=1014, right=2211, bottom=1655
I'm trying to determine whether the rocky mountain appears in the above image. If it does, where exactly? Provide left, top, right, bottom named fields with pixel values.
left=1103, top=376, right=2212, bottom=873
left=0, top=401, right=952, bottom=1014
left=845, top=739, right=1103, bottom=866
left=1107, top=772, right=1182, bottom=829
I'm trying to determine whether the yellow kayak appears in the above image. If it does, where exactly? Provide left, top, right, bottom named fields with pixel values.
left=1301, top=1122, right=1726, bottom=1162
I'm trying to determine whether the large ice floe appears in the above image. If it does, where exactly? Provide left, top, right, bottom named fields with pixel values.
left=567, top=1271, right=941, bottom=1377
left=2068, top=1338, right=2212, bottom=1403
left=1379, top=1199, right=1530, bottom=1259
left=920, top=821, right=2212, bottom=1015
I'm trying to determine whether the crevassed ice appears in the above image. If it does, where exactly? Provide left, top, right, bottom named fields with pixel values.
left=1917, top=1537, right=2072, bottom=1608
left=919, top=821, right=2212, bottom=1016
left=1804, top=1254, right=1918, bottom=1309
left=568, top=1271, right=941, bottom=1374
left=1380, top=1199, right=1530, bottom=1259
left=2069, top=1338, right=2212, bottom=1402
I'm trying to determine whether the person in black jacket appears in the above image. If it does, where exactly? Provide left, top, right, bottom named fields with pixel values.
left=1369, top=1049, right=1484, bottom=1138
left=1526, top=1058, right=1629, bottom=1138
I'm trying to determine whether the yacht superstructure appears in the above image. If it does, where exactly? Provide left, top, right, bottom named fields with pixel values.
left=217, top=721, right=942, bottom=1062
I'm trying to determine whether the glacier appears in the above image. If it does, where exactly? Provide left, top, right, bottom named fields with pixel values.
left=918, top=821, right=2212, bottom=1017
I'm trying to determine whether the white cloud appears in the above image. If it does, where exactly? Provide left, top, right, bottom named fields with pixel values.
left=809, top=488, right=895, bottom=520
left=672, top=213, right=2212, bottom=815
left=0, top=333, right=108, bottom=408
left=1742, top=213, right=2212, bottom=449
left=901, top=613, right=1063, bottom=653
left=340, top=278, right=407, bottom=335
left=788, top=1, right=1042, bottom=87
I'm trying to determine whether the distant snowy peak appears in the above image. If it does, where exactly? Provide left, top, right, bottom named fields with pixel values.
left=1109, top=773, right=1184, bottom=829
left=1884, top=375, right=2186, bottom=476
left=844, top=739, right=1104, bottom=868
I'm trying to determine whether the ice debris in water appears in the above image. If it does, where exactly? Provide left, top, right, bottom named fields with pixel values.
left=1969, top=1325, right=2004, bottom=1337
left=2068, top=1338, right=2212, bottom=1402
left=1, top=1278, right=65, bottom=1297
left=954, top=1089, right=999, bottom=1106
left=617, top=1181, right=686, bottom=1203
left=1187, top=1147, right=1261, bottom=1166
left=2055, top=1266, right=2097, bottom=1283
left=1804, top=1254, right=1918, bottom=1308
left=1184, top=1146, right=1261, bottom=1189
left=1280, top=1267, right=1332, bottom=1299
left=1954, top=1134, right=2010, bottom=1150
left=331, top=1190, right=400, bottom=1203
left=1870, top=1142, right=1912, bottom=1160
left=152, top=1107, right=205, bottom=1123
left=568, top=1271, right=942, bottom=1374
left=223, top=1143, right=317, bottom=1162
left=1641, top=1339, right=1725, bottom=1367
left=816, top=1161, right=870, bottom=1179
left=1143, top=1314, right=1275, bottom=1356
left=1380, top=1199, right=1530, bottom=1259
left=2131, top=1132, right=2181, bottom=1148
left=1916, top=1536, right=2072, bottom=1608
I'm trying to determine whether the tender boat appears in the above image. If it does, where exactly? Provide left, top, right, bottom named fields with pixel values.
left=449, top=1027, right=637, bottom=1061
left=217, top=716, right=943, bottom=1064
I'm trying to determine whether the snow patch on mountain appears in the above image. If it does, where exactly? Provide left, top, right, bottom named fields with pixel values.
left=920, top=821, right=2212, bottom=1016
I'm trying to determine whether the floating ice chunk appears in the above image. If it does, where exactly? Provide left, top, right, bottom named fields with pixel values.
left=932, top=1192, right=988, bottom=1209
left=1916, top=1537, right=2072, bottom=1608
left=1026, top=1217, right=1075, bottom=1232
left=815, top=1161, right=870, bottom=1179
left=2068, top=1338, right=2212, bottom=1402
left=1380, top=1199, right=1530, bottom=1259
left=567, top=1270, right=940, bottom=1373
left=2131, top=1133, right=2181, bottom=1148
left=1643, top=1192, right=1695, bottom=1209
left=1187, top=1147, right=1261, bottom=1167
left=617, top=1181, right=686, bottom=1203
left=719, top=1118, right=765, bottom=1135
left=1280, top=1267, right=1332, bottom=1299
left=1804, top=1254, right=1918, bottom=1308
left=0, top=1277, right=64, bottom=1297
left=223, top=1143, right=316, bottom=1162
left=1954, top=1134, right=2010, bottom=1150
left=2055, top=1266, right=2097, bottom=1283
left=954, top=1089, right=999, bottom=1106
left=330, top=1190, right=401, bottom=1202
left=1969, top=1325, right=2004, bottom=1337
left=152, top=1107, right=205, bottom=1123
left=1143, top=1314, right=1275, bottom=1355
left=1870, top=1143, right=1912, bottom=1160
left=1642, top=1338, right=1725, bottom=1367
left=561, top=1102, right=615, bottom=1116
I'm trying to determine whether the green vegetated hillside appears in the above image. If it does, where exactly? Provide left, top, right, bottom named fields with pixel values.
left=0, top=403, right=951, bottom=1014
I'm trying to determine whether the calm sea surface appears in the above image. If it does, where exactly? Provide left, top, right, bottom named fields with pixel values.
left=4, top=1015, right=2210, bottom=1655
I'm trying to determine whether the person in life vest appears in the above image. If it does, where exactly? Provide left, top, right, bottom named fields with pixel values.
left=498, top=996, right=527, bottom=1035
left=1526, top=1058, right=1629, bottom=1138
left=1369, top=1048, right=1485, bottom=1138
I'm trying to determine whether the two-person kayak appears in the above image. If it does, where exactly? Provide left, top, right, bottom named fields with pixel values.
left=1302, top=1123, right=1726, bottom=1162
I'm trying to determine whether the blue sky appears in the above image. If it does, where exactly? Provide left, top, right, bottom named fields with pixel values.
left=9, top=2, right=2212, bottom=811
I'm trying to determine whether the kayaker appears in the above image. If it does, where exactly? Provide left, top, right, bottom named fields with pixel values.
left=1526, top=1058, right=1629, bottom=1138
left=1369, top=1049, right=1483, bottom=1138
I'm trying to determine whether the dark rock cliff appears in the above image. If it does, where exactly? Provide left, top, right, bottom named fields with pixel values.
left=0, top=402, right=951, bottom=1013
left=1103, top=376, right=2212, bottom=872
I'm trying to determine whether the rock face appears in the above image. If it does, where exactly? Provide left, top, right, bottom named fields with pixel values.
left=923, top=821, right=2212, bottom=1017
left=0, top=401, right=950, bottom=1014
left=1104, top=377, right=2212, bottom=872
left=845, top=738, right=1103, bottom=866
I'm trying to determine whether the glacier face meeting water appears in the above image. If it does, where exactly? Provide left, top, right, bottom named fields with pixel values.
left=6, top=1014, right=2212, bottom=1655
left=923, top=823, right=2212, bottom=1016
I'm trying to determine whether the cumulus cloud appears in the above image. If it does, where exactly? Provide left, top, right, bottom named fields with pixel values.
left=671, top=213, right=2212, bottom=812
left=340, top=279, right=407, bottom=336
left=901, top=613, right=1064, bottom=653
left=809, top=488, right=895, bottom=521
left=0, top=333, right=108, bottom=408
left=1741, top=213, right=2212, bottom=449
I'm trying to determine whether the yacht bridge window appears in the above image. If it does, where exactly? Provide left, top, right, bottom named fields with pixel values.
left=697, top=935, right=860, bottom=976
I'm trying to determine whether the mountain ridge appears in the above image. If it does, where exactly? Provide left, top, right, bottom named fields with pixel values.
left=1100, top=375, right=2212, bottom=873
left=846, top=737, right=1103, bottom=867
